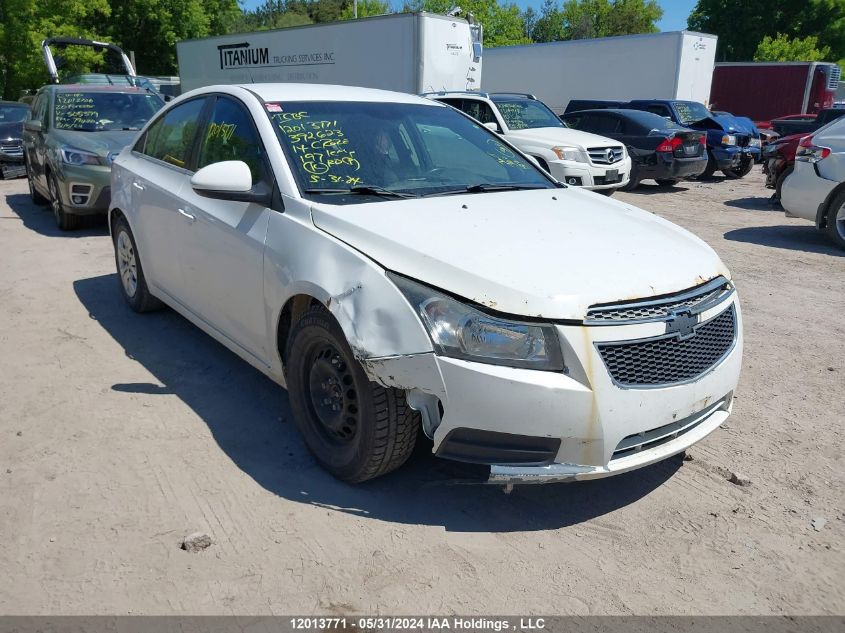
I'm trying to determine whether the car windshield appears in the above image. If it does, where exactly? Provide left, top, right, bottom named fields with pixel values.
left=490, top=97, right=564, bottom=130
left=267, top=101, right=554, bottom=203
left=673, top=101, right=713, bottom=126
left=53, top=91, right=164, bottom=131
left=0, top=105, right=29, bottom=123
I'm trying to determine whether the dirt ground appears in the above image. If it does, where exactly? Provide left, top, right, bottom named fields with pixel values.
left=0, top=171, right=843, bottom=615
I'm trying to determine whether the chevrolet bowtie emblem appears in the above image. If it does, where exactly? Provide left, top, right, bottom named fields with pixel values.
left=666, top=309, right=698, bottom=340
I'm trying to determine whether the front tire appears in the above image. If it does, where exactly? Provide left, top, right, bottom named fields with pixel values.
left=824, top=189, right=845, bottom=251
left=112, top=216, right=163, bottom=312
left=48, top=172, right=80, bottom=230
left=655, top=178, right=678, bottom=187
left=723, top=157, right=754, bottom=179
left=775, top=165, right=793, bottom=201
left=286, top=307, right=419, bottom=483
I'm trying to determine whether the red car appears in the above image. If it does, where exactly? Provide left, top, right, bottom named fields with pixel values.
left=762, top=132, right=805, bottom=199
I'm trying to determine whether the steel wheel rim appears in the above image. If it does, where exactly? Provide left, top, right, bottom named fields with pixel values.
left=116, top=230, right=138, bottom=297
left=836, top=201, right=845, bottom=240
left=304, top=342, right=359, bottom=445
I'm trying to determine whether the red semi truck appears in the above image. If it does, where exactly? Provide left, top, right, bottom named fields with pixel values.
left=710, top=61, right=841, bottom=122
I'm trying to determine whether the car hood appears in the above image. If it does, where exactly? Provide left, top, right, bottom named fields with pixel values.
left=310, top=187, right=729, bottom=320
left=505, top=126, right=621, bottom=149
left=712, top=114, right=758, bottom=136
left=50, top=129, right=138, bottom=157
left=0, top=121, right=23, bottom=142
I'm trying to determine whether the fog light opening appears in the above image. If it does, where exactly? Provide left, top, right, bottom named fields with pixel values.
left=566, top=177, right=582, bottom=185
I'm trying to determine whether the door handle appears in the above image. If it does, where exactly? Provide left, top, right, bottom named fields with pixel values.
left=132, top=182, right=145, bottom=191
left=178, top=208, right=195, bottom=222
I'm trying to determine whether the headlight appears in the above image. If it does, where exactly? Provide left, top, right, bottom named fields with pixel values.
left=552, top=146, right=587, bottom=163
left=60, top=147, right=102, bottom=166
left=389, top=273, right=564, bottom=371
left=721, top=135, right=737, bottom=146
left=749, top=137, right=761, bottom=147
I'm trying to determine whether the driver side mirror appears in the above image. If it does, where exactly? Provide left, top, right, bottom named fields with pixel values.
left=25, top=120, right=42, bottom=133
left=191, top=160, right=272, bottom=206
left=483, top=121, right=502, bottom=134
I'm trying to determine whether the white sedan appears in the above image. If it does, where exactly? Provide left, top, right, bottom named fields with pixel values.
left=109, top=83, right=743, bottom=484
left=781, top=115, right=845, bottom=250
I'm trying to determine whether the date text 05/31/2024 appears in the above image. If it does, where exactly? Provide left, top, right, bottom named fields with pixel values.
left=289, top=618, right=547, bottom=631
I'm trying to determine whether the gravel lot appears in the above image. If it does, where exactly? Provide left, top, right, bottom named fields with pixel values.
left=0, top=171, right=842, bottom=615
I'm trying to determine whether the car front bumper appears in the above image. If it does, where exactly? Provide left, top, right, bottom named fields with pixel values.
left=547, top=156, right=632, bottom=190
left=0, top=143, right=25, bottom=178
left=55, top=163, right=112, bottom=215
left=712, top=146, right=759, bottom=170
left=363, top=294, right=743, bottom=483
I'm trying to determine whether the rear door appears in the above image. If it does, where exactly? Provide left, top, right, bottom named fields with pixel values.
left=127, top=97, right=209, bottom=299
left=175, top=95, right=274, bottom=363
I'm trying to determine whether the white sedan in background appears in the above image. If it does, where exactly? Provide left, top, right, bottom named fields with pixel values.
left=109, top=83, right=742, bottom=484
left=781, top=116, right=845, bottom=250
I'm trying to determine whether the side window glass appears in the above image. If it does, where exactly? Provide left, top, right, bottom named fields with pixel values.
left=34, top=95, right=48, bottom=127
left=591, top=114, right=621, bottom=135
left=646, top=105, right=670, bottom=118
left=461, top=100, right=497, bottom=126
left=196, top=97, right=264, bottom=183
left=145, top=98, right=205, bottom=169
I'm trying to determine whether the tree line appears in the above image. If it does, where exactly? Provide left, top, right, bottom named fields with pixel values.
left=1, top=0, right=843, bottom=100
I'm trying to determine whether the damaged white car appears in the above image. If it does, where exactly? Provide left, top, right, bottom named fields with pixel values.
left=109, top=84, right=743, bottom=484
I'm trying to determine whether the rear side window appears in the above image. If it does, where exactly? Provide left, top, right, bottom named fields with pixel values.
left=646, top=104, right=672, bottom=118
left=142, top=98, right=206, bottom=169
left=588, top=114, right=622, bottom=134
left=460, top=100, right=498, bottom=126
left=196, top=97, right=264, bottom=183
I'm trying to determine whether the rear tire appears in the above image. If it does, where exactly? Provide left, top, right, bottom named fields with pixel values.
left=286, top=306, right=419, bottom=483
left=655, top=178, right=678, bottom=187
left=618, top=163, right=640, bottom=191
left=824, top=189, right=845, bottom=251
left=48, top=172, right=80, bottom=230
left=112, top=215, right=163, bottom=312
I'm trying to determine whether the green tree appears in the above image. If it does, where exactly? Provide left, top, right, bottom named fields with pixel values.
left=340, top=0, right=391, bottom=19
left=0, top=0, right=112, bottom=99
left=532, top=0, right=662, bottom=43
left=688, top=0, right=845, bottom=62
left=404, top=0, right=529, bottom=47
left=235, top=0, right=313, bottom=31
left=754, top=33, right=832, bottom=62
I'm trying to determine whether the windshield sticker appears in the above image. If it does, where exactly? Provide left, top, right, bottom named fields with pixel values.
left=272, top=111, right=363, bottom=186
left=55, top=93, right=100, bottom=129
left=486, top=139, right=529, bottom=169
left=265, top=103, right=282, bottom=112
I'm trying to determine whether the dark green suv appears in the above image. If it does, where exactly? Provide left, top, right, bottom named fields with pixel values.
left=23, top=84, right=163, bottom=230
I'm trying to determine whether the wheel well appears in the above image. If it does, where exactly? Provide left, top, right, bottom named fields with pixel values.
left=109, top=208, right=126, bottom=236
left=532, top=155, right=550, bottom=172
left=277, top=294, right=324, bottom=368
left=818, top=182, right=845, bottom=229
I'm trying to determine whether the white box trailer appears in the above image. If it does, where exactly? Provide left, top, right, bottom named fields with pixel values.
left=482, top=31, right=717, bottom=114
left=177, top=12, right=483, bottom=94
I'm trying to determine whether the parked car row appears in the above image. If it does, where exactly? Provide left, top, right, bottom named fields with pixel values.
left=0, top=101, right=29, bottom=179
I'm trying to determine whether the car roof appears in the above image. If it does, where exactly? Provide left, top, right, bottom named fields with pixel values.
left=229, top=83, right=440, bottom=106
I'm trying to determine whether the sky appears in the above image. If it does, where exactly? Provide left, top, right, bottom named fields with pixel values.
left=239, top=0, right=699, bottom=32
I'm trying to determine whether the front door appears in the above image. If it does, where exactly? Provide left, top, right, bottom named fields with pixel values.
left=176, top=95, right=273, bottom=364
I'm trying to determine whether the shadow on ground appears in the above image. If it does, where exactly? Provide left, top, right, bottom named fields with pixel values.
left=4, top=192, right=108, bottom=238
left=74, top=273, right=681, bottom=533
left=625, top=182, right=691, bottom=195
left=724, top=225, right=844, bottom=257
left=724, top=196, right=780, bottom=212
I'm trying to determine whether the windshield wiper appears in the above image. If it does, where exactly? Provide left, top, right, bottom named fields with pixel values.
left=303, top=185, right=415, bottom=199
left=424, top=183, right=549, bottom=197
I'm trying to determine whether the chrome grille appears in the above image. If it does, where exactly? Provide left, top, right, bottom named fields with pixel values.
left=587, top=146, right=624, bottom=165
left=0, top=141, right=22, bottom=158
left=596, top=306, right=736, bottom=387
left=586, top=277, right=732, bottom=323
